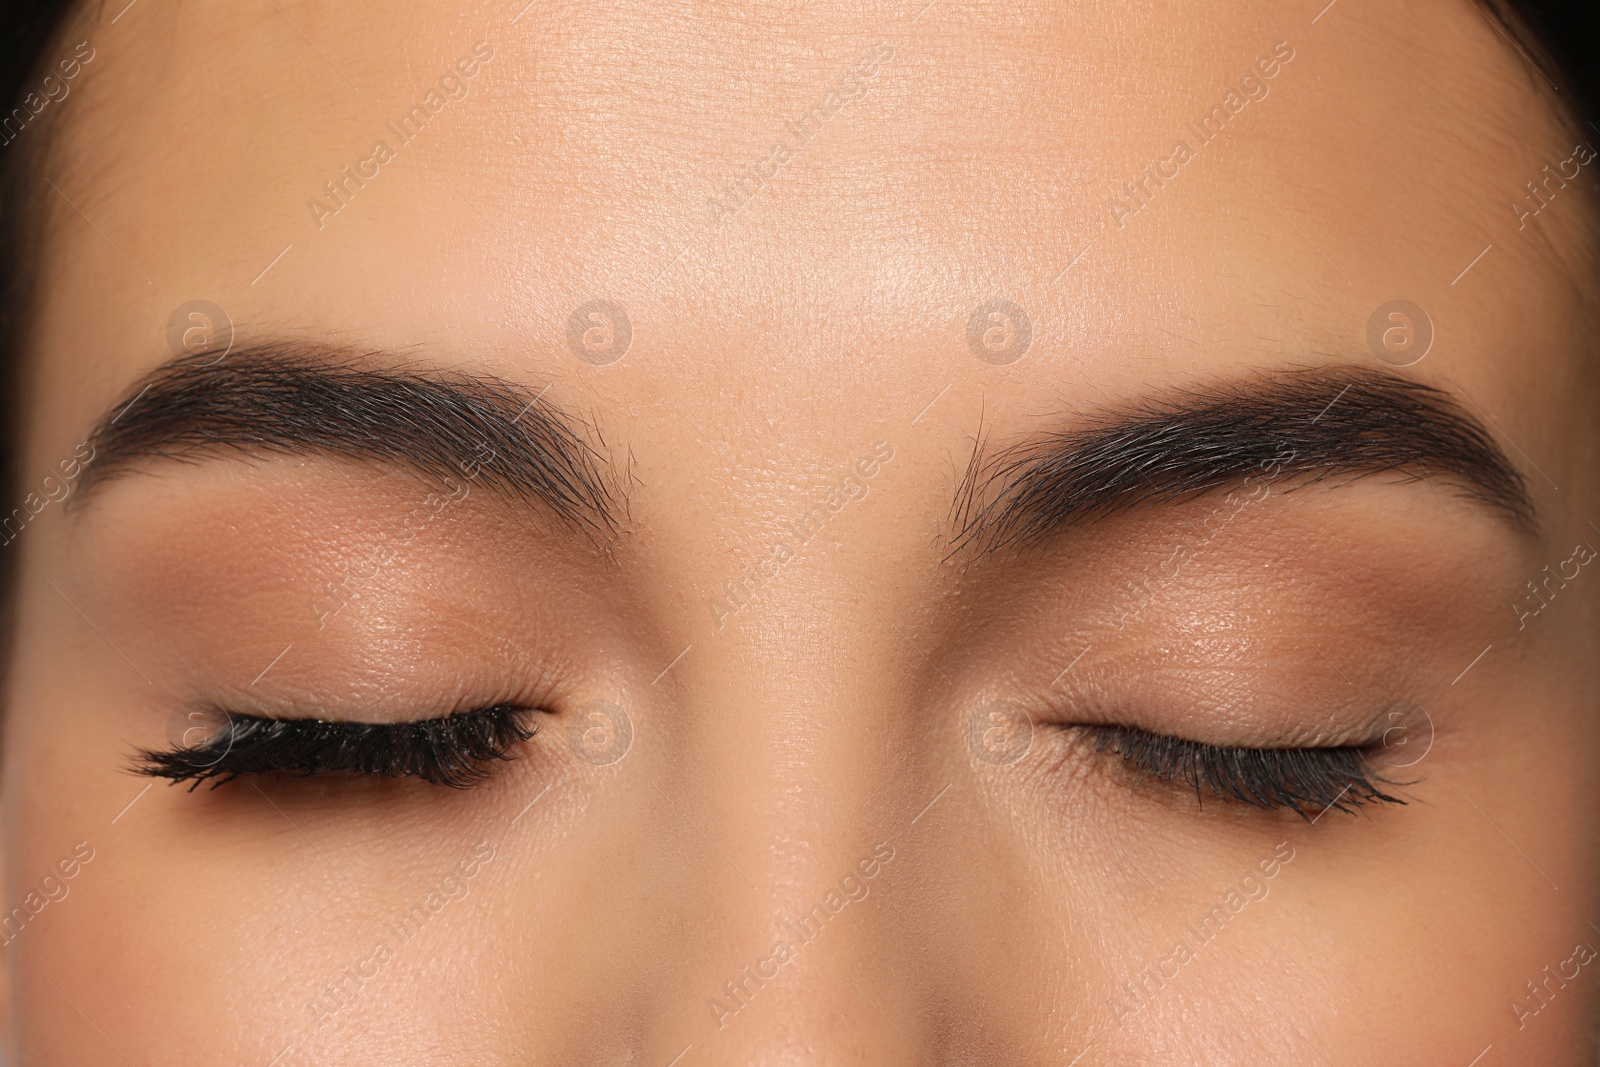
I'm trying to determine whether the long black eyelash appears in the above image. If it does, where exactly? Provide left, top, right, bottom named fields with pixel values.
left=1083, top=724, right=1408, bottom=819
left=134, top=705, right=538, bottom=791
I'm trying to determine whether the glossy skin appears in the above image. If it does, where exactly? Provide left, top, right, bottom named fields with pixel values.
left=4, top=0, right=1600, bottom=1063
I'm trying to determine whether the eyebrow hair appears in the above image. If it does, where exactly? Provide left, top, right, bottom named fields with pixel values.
left=73, top=345, right=621, bottom=532
left=951, top=366, right=1535, bottom=555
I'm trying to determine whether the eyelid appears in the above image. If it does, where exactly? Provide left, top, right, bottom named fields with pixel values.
left=1074, top=723, right=1411, bottom=818
left=133, top=704, right=538, bottom=790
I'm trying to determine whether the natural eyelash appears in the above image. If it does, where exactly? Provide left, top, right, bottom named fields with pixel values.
left=133, top=704, right=538, bottom=791
left=1081, top=724, right=1409, bottom=819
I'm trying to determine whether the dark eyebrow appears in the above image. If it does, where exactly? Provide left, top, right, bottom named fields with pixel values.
left=951, top=366, right=1535, bottom=555
left=73, top=345, right=621, bottom=532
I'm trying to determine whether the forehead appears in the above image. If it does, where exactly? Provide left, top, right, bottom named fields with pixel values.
left=22, top=0, right=1593, bottom=496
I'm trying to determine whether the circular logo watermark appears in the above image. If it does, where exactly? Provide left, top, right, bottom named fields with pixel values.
left=166, top=300, right=235, bottom=364
left=1365, top=300, right=1432, bottom=367
left=566, top=699, right=633, bottom=765
left=1375, top=700, right=1434, bottom=769
left=164, top=706, right=235, bottom=767
left=566, top=300, right=632, bottom=366
left=966, top=299, right=1032, bottom=365
left=964, top=699, right=1034, bottom=766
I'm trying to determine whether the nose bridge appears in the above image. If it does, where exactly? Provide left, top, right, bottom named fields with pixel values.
left=579, top=404, right=955, bottom=1063
left=637, top=597, right=932, bottom=1065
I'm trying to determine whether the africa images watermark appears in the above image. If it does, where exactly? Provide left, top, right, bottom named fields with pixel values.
left=1513, top=533, right=1596, bottom=630
left=1108, top=841, right=1296, bottom=1028
left=306, top=42, right=495, bottom=230
left=0, top=39, right=95, bottom=148
left=0, top=438, right=95, bottom=549
left=706, top=841, right=897, bottom=1029
left=0, top=840, right=96, bottom=946
left=702, top=40, right=895, bottom=230
left=307, top=839, right=497, bottom=1027
left=1513, top=140, right=1596, bottom=231
left=1365, top=299, right=1434, bottom=367
left=967, top=299, right=1033, bottom=366
left=1104, top=40, right=1295, bottom=230
left=1511, top=939, right=1598, bottom=1031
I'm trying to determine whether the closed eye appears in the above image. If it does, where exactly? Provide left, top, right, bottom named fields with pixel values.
left=1076, top=723, right=1410, bottom=819
left=133, top=704, right=538, bottom=790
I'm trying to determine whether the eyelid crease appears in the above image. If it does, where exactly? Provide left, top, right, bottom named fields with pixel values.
left=133, top=703, right=538, bottom=791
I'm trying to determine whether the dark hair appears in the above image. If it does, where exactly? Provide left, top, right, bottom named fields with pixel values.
left=1486, top=1, right=1600, bottom=131
left=0, top=0, right=85, bottom=521
left=0, top=0, right=1595, bottom=586
left=0, top=0, right=86, bottom=649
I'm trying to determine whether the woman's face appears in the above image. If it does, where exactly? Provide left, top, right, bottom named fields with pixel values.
left=4, top=0, right=1599, bottom=1063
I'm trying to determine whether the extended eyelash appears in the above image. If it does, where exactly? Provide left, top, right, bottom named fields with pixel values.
left=1082, top=724, right=1408, bottom=818
left=134, top=704, right=538, bottom=791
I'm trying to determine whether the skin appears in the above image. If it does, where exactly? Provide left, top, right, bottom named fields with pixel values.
left=3, top=0, right=1600, bottom=1063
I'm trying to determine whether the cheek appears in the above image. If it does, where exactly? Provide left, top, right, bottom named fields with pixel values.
left=5, top=772, right=520, bottom=1061
left=11, top=828, right=302, bottom=1061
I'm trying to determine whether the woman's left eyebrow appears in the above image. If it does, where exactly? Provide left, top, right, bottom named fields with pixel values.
left=71, top=343, right=623, bottom=533
left=950, top=365, right=1536, bottom=556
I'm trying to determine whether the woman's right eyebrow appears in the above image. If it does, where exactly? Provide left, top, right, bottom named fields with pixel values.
left=69, top=344, right=623, bottom=533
